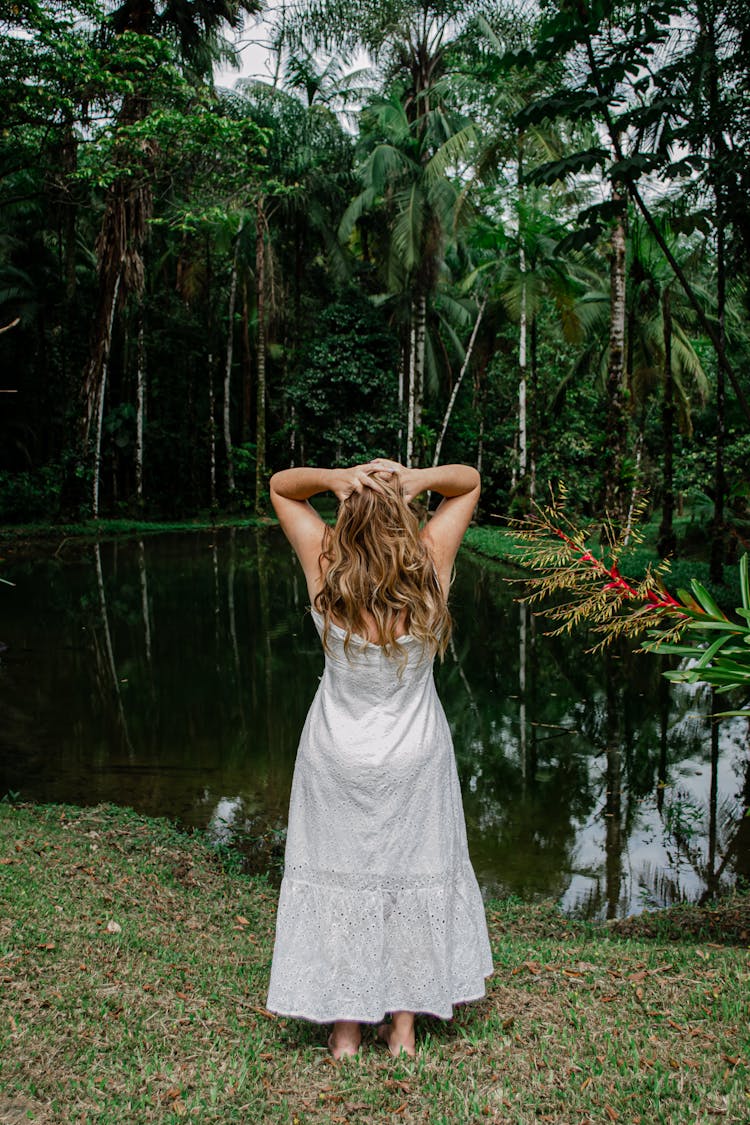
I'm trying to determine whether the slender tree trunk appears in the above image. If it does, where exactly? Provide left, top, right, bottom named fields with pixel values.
left=710, top=221, right=727, bottom=583
left=92, top=271, right=122, bottom=519
left=430, top=295, right=487, bottom=497
left=241, top=278, right=253, bottom=444
left=529, top=314, right=538, bottom=501
left=623, top=420, right=644, bottom=547
left=518, top=245, right=528, bottom=495
left=657, top=289, right=676, bottom=558
left=224, top=222, right=243, bottom=498
left=603, top=187, right=628, bottom=529
left=413, top=292, right=427, bottom=464
left=135, top=313, right=146, bottom=506
left=476, top=364, right=486, bottom=477
left=406, top=307, right=417, bottom=467
left=255, top=198, right=267, bottom=515
left=208, top=352, right=217, bottom=511
left=519, top=600, right=528, bottom=784
left=398, top=332, right=406, bottom=462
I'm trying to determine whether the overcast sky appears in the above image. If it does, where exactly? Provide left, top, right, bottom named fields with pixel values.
left=214, top=17, right=279, bottom=90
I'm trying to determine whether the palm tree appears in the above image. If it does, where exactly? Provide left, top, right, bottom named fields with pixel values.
left=340, top=91, right=476, bottom=464
left=283, top=0, right=484, bottom=466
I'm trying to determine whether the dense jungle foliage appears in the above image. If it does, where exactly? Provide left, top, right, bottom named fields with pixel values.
left=1, top=0, right=749, bottom=581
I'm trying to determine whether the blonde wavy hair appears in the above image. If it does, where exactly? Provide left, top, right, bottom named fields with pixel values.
left=314, top=471, right=451, bottom=664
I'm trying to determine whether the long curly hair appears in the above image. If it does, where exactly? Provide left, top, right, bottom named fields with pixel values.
left=314, top=472, right=451, bottom=664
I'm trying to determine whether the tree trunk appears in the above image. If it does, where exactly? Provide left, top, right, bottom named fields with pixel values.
left=241, top=277, right=253, bottom=444
left=208, top=351, right=217, bottom=511
left=92, top=271, right=122, bottom=519
left=657, top=289, right=676, bottom=558
left=135, top=313, right=146, bottom=506
left=529, top=313, right=538, bottom=502
left=710, top=221, right=726, bottom=583
left=398, top=332, right=406, bottom=462
left=413, top=291, right=427, bottom=465
left=255, top=198, right=267, bottom=516
left=518, top=244, right=528, bottom=497
left=406, top=307, right=417, bottom=467
left=432, top=294, right=487, bottom=472
left=224, top=222, right=243, bottom=498
left=603, top=188, right=628, bottom=530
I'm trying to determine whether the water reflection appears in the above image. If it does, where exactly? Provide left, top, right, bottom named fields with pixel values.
left=0, top=528, right=747, bottom=919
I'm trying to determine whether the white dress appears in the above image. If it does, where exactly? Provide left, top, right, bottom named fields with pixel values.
left=265, top=608, right=494, bottom=1023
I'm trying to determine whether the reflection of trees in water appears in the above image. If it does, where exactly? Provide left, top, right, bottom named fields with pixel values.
left=92, top=541, right=133, bottom=757
left=444, top=572, right=594, bottom=903
left=3, top=533, right=749, bottom=914
left=452, top=551, right=750, bottom=915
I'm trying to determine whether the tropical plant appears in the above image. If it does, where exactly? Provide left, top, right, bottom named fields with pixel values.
left=509, top=486, right=750, bottom=712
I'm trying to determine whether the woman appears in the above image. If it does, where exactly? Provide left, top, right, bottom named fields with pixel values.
left=265, top=458, right=493, bottom=1058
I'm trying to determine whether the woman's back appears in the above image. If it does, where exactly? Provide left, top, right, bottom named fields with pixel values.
left=265, top=460, right=492, bottom=1051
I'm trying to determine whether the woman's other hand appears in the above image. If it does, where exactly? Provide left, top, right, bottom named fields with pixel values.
left=365, top=459, right=424, bottom=502
left=330, top=463, right=387, bottom=502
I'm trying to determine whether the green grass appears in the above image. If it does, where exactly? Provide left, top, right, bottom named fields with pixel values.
left=1, top=800, right=748, bottom=1124
left=0, top=516, right=269, bottom=546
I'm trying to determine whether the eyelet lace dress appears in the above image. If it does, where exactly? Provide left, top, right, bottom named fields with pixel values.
left=265, top=608, right=494, bottom=1023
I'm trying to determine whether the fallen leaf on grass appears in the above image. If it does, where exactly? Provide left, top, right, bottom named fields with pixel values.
left=604, top=1105, right=619, bottom=1121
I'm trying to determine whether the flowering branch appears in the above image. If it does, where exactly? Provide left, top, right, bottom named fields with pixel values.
left=505, top=486, right=749, bottom=713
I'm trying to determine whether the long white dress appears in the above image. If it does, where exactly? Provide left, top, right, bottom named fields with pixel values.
left=265, top=608, right=494, bottom=1023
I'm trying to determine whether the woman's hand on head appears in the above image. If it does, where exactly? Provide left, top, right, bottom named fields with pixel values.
left=365, top=459, right=424, bottom=502
left=330, top=463, right=388, bottom=502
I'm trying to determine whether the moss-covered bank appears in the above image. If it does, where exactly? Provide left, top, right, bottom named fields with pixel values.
left=1, top=800, right=748, bottom=1124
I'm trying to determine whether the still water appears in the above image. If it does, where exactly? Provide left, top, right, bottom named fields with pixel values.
left=1, top=528, right=748, bottom=919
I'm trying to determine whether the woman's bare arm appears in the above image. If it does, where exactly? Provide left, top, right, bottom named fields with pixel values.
left=269, top=465, right=385, bottom=598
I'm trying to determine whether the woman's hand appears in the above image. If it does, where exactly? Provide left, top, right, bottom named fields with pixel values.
left=365, top=458, right=425, bottom=502
left=329, top=463, right=387, bottom=502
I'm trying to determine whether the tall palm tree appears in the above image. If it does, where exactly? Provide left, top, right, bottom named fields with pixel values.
left=340, top=92, right=476, bottom=464
left=283, top=0, right=484, bottom=466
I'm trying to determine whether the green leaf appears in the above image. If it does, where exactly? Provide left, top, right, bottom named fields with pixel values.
left=689, top=580, right=728, bottom=620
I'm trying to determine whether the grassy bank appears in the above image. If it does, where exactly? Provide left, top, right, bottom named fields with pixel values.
left=0, top=516, right=269, bottom=555
left=1, top=801, right=748, bottom=1124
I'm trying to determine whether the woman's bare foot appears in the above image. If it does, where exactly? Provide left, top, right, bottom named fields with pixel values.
left=376, top=1011, right=416, bottom=1057
left=328, top=1020, right=361, bottom=1060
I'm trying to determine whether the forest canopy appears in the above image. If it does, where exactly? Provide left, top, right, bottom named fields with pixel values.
left=1, top=0, right=749, bottom=580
